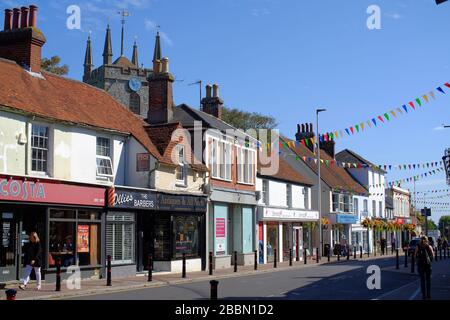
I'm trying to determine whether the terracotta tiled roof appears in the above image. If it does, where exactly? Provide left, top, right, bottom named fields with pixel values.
left=0, top=58, right=164, bottom=162
left=281, top=137, right=368, bottom=195
left=258, top=157, right=313, bottom=186
left=144, top=123, right=208, bottom=172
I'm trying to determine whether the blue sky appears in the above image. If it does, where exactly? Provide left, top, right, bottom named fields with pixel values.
left=2, top=0, right=450, bottom=222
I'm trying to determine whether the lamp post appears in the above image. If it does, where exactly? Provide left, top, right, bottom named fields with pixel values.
left=316, top=108, right=327, bottom=258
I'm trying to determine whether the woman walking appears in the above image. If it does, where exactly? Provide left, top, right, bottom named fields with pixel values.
left=19, top=232, right=42, bottom=291
left=415, top=236, right=434, bottom=300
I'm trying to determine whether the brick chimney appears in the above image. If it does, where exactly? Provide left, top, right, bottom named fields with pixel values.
left=295, top=123, right=315, bottom=153
left=0, top=5, right=46, bottom=73
left=319, top=132, right=336, bottom=158
left=201, top=84, right=223, bottom=119
left=147, top=57, right=175, bottom=124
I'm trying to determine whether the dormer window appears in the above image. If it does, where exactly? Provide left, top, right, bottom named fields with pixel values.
left=96, top=137, right=113, bottom=178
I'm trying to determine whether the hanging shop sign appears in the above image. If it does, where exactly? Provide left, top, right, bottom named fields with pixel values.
left=110, top=187, right=207, bottom=212
left=0, top=175, right=105, bottom=207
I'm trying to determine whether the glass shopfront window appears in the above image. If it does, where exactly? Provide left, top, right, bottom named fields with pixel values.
left=266, top=223, right=278, bottom=263
left=106, top=212, right=135, bottom=265
left=48, top=209, right=102, bottom=268
left=154, top=215, right=171, bottom=260
left=173, top=215, right=199, bottom=259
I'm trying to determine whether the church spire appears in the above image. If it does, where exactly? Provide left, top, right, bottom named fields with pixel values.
left=132, top=39, right=139, bottom=67
left=83, top=33, right=93, bottom=81
left=103, top=24, right=113, bottom=65
left=153, top=31, right=162, bottom=62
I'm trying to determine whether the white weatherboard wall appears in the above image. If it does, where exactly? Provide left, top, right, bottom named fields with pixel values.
left=0, top=110, right=27, bottom=175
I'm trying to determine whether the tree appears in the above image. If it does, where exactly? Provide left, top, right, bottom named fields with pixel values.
left=438, top=215, right=450, bottom=237
left=221, top=106, right=278, bottom=131
left=427, top=219, right=438, bottom=231
left=41, top=56, right=69, bottom=76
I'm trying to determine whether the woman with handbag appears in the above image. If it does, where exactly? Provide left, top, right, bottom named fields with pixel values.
left=415, top=236, right=434, bottom=300
left=19, top=232, right=42, bottom=291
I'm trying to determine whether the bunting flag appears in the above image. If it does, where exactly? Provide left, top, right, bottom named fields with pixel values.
left=323, top=81, right=450, bottom=141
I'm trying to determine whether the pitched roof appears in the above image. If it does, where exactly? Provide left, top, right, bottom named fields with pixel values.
left=335, top=149, right=387, bottom=174
left=258, top=157, right=313, bottom=186
left=0, top=58, right=164, bottom=162
left=281, top=137, right=368, bottom=195
left=144, top=123, right=207, bottom=172
left=113, top=56, right=135, bottom=68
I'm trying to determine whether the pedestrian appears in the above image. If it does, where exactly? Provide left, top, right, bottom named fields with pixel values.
left=380, top=237, right=386, bottom=256
left=437, top=237, right=442, bottom=251
left=415, top=236, right=434, bottom=300
left=443, top=238, right=449, bottom=250
left=391, top=237, right=396, bottom=253
left=19, top=231, right=42, bottom=291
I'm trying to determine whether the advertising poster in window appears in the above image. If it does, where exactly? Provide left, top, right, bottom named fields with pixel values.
left=77, top=225, right=90, bottom=253
left=215, top=218, right=226, bottom=255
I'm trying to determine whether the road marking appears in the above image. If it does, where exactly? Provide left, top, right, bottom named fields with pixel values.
left=409, top=287, right=421, bottom=300
left=374, top=279, right=419, bottom=300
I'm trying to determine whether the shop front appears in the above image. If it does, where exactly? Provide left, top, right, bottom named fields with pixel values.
left=0, top=175, right=106, bottom=283
left=257, top=207, right=319, bottom=264
left=107, top=187, right=207, bottom=277
left=330, top=214, right=358, bottom=253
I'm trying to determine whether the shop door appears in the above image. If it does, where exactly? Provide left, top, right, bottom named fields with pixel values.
left=293, top=227, right=303, bottom=261
left=0, top=212, right=19, bottom=282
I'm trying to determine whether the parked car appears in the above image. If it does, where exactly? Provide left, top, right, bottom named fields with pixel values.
left=407, top=238, right=422, bottom=256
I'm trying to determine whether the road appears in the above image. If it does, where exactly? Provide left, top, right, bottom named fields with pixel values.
left=65, top=257, right=450, bottom=300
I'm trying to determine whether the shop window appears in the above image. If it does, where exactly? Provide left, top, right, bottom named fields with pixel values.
left=96, top=137, right=113, bottom=178
left=31, top=124, right=49, bottom=173
left=106, top=213, right=135, bottom=265
left=154, top=215, right=171, bottom=260
left=173, top=215, right=199, bottom=259
left=266, top=223, right=278, bottom=263
left=48, top=209, right=102, bottom=268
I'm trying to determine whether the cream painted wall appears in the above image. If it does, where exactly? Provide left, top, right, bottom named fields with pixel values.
left=155, top=164, right=205, bottom=194
left=0, top=110, right=27, bottom=175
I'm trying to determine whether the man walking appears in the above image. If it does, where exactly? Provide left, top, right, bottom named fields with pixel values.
left=415, top=236, right=434, bottom=300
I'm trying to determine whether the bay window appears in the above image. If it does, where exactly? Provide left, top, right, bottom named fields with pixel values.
left=332, top=193, right=354, bottom=213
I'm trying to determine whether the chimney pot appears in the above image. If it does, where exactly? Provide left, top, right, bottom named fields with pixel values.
left=20, top=7, right=30, bottom=28
left=161, top=57, right=169, bottom=73
left=309, top=123, right=313, bottom=133
left=301, top=124, right=304, bottom=133
left=212, top=84, right=219, bottom=98
left=206, top=84, right=212, bottom=98
left=4, top=9, right=13, bottom=31
left=29, top=5, right=38, bottom=27
left=12, top=8, right=21, bottom=29
left=153, top=59, right=161, bottom=73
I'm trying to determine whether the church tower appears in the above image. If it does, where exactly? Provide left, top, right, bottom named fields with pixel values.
left=82, top=24, right=152, bottom=118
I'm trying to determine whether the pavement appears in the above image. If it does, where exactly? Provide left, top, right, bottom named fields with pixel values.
left=2, top=250, right=447, bottom=300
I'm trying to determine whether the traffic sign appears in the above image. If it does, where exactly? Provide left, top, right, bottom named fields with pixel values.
left=421, top=207, right=431, bottom=217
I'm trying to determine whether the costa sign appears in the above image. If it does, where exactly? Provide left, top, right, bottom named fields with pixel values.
left=0, top=177, right=105, bottom=207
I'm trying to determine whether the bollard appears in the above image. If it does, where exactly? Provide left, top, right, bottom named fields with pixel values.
left=106, top=255, right=112, bottom=286
left=404, top=250, right=408, bottom=268
left=210, top=280, right=219, bottom=300
left=234, top=251, right=237, bottom=272
left=254, top=250, right=258, bottom=270
left=55, top=258, right=61, bottom=291
left=296, top=247, right=300, bottom=262
left=396, top=249, right=399, bottom=269
left=327, top=250, right=330, bottom=262
left=304, top=248, right=307, bottom=265
left=367, top=246, right=370, bottom=258
left=5, top=289, right=17, bottom=301
left=337, top=252, right=340, bottom=262
left=347, top=248, right=350, bottom=261
left=148, top=254, right=153, bottom=282
left=316, top=248, right=319, bottom=263
left=360, top=246, right=363, bottom=259
left=354, top=247, right=357, bottom=260
left=411, top=253, right=415, bottom=273
left=182, top=253, right=187, bottom=278
left=439, top=248, right=442, bottom=261
left=289, top=249, right=293, bottom=266
left=274, top=248, right=277, bottom=268
left=209, top=252, right=213, bottom=276
left=391, top=245, right=394, bottom=255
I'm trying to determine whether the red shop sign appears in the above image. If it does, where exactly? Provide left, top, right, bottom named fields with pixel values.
left=0, top=176, right=105, bottom=207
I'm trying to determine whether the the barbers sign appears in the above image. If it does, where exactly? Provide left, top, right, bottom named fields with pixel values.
left=111, top=188, right=207, bottom=212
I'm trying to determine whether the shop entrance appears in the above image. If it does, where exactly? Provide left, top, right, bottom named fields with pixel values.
left=0, top=212, right=18, bottom=282
left=293, top=226, right=303, bottom=261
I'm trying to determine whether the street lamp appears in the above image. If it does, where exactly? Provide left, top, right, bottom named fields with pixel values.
left=316, top=108, right=327, bottom=259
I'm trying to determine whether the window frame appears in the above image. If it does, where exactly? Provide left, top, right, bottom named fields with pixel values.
left=286, top=184, right=292, bottom=208
left=175, top=145, right=187, bottom=186
left=96, top=136, right=114, bottom=178
left=106, top=212, right=135, bottom=265
left=30, top=122, right=51, bottom=176
left=262, top=179, right=269, bottom=205
left=209, top=137, right=232, bottom=182
left=236, top=145, right=256, bottom=185
left=129, top=92, right=141, bottom=115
